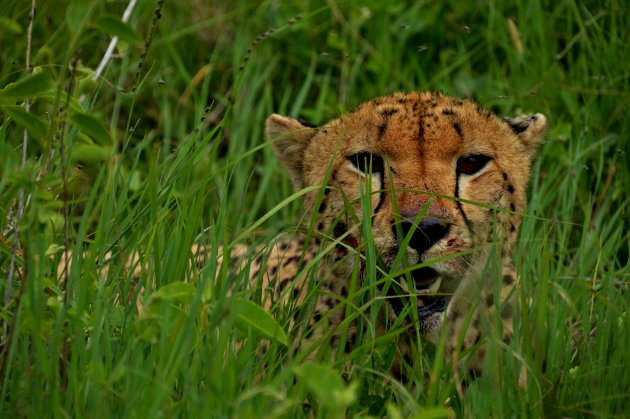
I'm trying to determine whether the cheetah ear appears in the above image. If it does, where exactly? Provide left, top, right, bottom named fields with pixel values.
left=503, top=113, right=548, bottom=154
left=266, top=114, right=316, bottom=189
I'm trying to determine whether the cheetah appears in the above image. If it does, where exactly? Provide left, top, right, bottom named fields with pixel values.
left=257, top=91, right=546, bottom=385
left=58, top=91, right=547, bottom=389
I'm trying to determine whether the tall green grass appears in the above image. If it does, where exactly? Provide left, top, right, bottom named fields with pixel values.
left=0, top=0, right=628, bottom=416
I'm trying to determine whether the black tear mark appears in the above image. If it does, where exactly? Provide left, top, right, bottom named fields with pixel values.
left=455, top=172, right=474, bottom=233
left=297, top=118, right=317, bottom=128
left=503, top=274, right=515, bottom=285
left=373, top=174, right=386, bottom=214
left=442, top=108, right=456, bottom=116
left=453, top=122, right=462, bottom=138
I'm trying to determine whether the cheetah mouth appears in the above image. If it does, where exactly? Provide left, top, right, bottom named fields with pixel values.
left=410, top=266, right=440, bottom=290
left=387, top=266, right=450, bottom=320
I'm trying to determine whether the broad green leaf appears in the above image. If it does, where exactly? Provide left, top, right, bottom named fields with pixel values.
left=0, top=16, right=22, bottom=34
left=1, top=105, right=47, bottom=138
left=137, top=283, right=197, bottom=344
left=0, top=73, right=53, bottom=103
left=70, top=112, right=112, bottom=145
left=78, top=77, right=98, bottom=95
left=38, top=90, right=84, bottom=113
left=70, top=144, right=114, bottom=163
left=234, top=299, right=288, bottom=346
left=151, top=282, right=196, bottom=303
left=95, top=15, right=141, bottom=44
left=294, top=362, right=356, bottom=410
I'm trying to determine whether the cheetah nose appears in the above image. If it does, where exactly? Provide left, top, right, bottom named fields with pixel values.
left=398, top=217, right=450, bottom=255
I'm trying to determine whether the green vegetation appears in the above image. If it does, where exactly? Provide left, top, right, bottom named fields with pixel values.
left=0, top=0, right=628, bottom=416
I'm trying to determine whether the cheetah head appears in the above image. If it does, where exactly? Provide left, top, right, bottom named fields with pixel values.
left=267, top=92, right=547, bottom=335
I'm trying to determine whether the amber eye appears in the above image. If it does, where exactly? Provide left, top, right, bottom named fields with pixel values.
left=456, top=155, right=491, bottom=175
left=348, top=153, right=384, bottom=174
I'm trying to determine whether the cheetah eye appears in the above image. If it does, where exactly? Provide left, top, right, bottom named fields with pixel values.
left=348, top=152, right=384, bottom=174
left=456, top=155, right=491, bottom=175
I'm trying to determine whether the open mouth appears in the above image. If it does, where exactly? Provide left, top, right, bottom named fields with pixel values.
left=410, top=266, right=440, bottom=290
left=386, top=266, right=450, bottom=320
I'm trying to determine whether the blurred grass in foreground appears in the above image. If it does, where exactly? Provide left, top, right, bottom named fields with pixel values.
left=0, top=0, right=628, bottom=416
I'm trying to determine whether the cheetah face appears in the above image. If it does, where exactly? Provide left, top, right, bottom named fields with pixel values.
left=268, top=92, right=546, bottom=332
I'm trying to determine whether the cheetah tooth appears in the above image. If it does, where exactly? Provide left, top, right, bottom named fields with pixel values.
left=429, top=276, right=442, bottom=294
